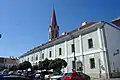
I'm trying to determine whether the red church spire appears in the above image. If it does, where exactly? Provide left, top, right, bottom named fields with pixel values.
left=49, top=8, right=59, bottom=41
left=51, top=8, right=57, bottom=27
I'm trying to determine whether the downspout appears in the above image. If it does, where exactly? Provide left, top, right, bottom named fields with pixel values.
left=79, top=34, right=84, bottom=73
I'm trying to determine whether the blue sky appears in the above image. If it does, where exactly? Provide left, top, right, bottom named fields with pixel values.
left=0, top=0, right=120, bottom=58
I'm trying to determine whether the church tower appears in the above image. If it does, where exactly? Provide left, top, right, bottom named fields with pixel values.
left=49, top=8, right=59, bottom=41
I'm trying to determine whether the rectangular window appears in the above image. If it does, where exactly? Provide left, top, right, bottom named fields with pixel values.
left=88, top=38, right=93, bottom=48
left=72, top=61, right=76, bottom=70
left=71, top=44, right=75, bottom=52
left=42, top=53, right=44, bottom=59
left=59, top=48, right=62, bottom=55
left=31, top=56, right=33, bottom=61
left=90, top=58, right=95, bottom=69
left=27, top=58, right=29, bottom=61
left=49, top=51, right=52, bottom=57
left=36, top=55, right=38, bottom=60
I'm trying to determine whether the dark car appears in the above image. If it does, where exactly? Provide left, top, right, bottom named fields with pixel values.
left=64, top=72, right=90, bottom=80
left=0, top=74, right=9, bottom=77
left=0, top=75, right=32, bottom=80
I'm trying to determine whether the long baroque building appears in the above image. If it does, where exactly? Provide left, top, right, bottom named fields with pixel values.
left=19, top=9, right=120, bottom=78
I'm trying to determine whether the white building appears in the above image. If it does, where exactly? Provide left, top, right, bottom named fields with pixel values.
left=19, top=9, right=120, bottom=78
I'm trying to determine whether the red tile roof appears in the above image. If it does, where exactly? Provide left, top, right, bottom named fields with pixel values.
left=112, top=19, right=120, bottom=26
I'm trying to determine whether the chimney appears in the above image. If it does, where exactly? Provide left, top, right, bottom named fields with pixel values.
left=82, top=22, right=87, bottom=26
left=62, top=32, right=66, bottom=35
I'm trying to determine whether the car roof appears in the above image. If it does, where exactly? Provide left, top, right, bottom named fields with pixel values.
left=2, top=75, right=26, bottom=78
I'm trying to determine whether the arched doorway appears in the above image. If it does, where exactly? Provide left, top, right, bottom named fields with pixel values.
left=76, top=60, right=83, bottom=72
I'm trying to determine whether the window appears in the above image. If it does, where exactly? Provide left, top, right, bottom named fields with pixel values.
left=49, top=51, right=52, bottom=57
left=36, top=62, right=37, bottom=65
left=31, top=56, right=33, bottom=61
left=90, top=58, right=95, bottom=69
left=77, top=61, right=83, bottom=71
left=27, top=58, right=29, bottom=61
left=36, top=55, right=38, bottom=60
left=59, top=48, right=62, bottom=55
left=88, top=38, right=93, bottom=48
left=72, top=61, right=76, bottom=70
left=71, top=44, right=75, bottom=52
left=22, top=60, right=23, bottom=63
left=42, top=53, right=44, bottom=59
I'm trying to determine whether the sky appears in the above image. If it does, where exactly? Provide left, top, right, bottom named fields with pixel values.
left=0, top=0, right=120, bottom=58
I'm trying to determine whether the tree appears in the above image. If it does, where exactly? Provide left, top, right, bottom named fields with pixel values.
left=49, top=58, right=67, bottom=71
left=38, top=61, right=44, bottom=70
left=18, top=61, right=32, bottom=70
left=42, top=58, right=52, bottom=70
left=0, top=66, right=7, bottom=71
left=32, top=65, right=38, bottom=71
left=9, top=65, right=18, bottom=71
left=38, top=58, right=53, bottom=70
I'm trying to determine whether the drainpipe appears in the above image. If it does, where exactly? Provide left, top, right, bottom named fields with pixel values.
left=70, top=34, right=76, bottom=72
left=79, top=35, right=84, bottom=73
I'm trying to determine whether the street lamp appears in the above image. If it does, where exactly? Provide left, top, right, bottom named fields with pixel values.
left=70, top=34, right=76, bottom=72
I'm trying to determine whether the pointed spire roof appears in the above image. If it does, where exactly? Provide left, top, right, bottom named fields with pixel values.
left=51, top=8, right=57, bottom=27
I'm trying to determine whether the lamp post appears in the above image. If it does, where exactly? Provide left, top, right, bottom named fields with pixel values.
left=70, top=34, right=76, bottom=71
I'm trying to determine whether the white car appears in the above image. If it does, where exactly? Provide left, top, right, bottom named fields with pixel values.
left=50, top=71, right=64, bottom=80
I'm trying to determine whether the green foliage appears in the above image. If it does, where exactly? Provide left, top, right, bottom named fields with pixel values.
left=32, top=65, right=38, bottom=70
left=0, top=66, right=7, bottom=71
left=42, top=58, right=52, bottom=70
left=9, top=65, right=18, bottom=71
left=38, top=58, right=53, bottom=70
left=34, top=58, right=67, bottom=71
left=18, top=61, right=32, bottom=70
left=49, top=58, right=67, bottom=71
left=38, top=61, right=44, bottom=70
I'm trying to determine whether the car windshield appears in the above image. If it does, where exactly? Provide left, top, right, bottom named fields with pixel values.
left=64, top=73, right=72, bottom=76
left=53, top=71, right=63, bottom=75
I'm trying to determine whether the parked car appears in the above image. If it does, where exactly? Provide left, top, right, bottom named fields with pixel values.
left=38, top=71, right=53, bottom=80
left=0, top=74, right=9, bottom=77
left=8, top=71, right=14, bottom=75
left=0, top=75, right=32, bottom=80
left=0, top=69, right=9, bottom=75
left=35, top=72, right=41, bottom=79
left=50, top=71, right=64, bottom=80
left=64, top=72, right=90, bottom=80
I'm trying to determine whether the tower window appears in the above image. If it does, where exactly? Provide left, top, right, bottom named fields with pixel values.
left=90, top=58, right=95, bottom=69
left=49, top=51, right=52, bottom=57
left=59, top=48, right=62, bottom=55
left=88, top=38, right=93, bottom=48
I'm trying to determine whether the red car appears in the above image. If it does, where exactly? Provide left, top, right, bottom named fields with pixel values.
left=64, top=72, right=90, bottom=80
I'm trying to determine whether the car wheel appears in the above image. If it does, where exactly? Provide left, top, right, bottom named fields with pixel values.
left=88, top=78, right=91, bottom=80
left=57, top=78, right=61, bottom=80
left=72, top=78, right=77, bottom=80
